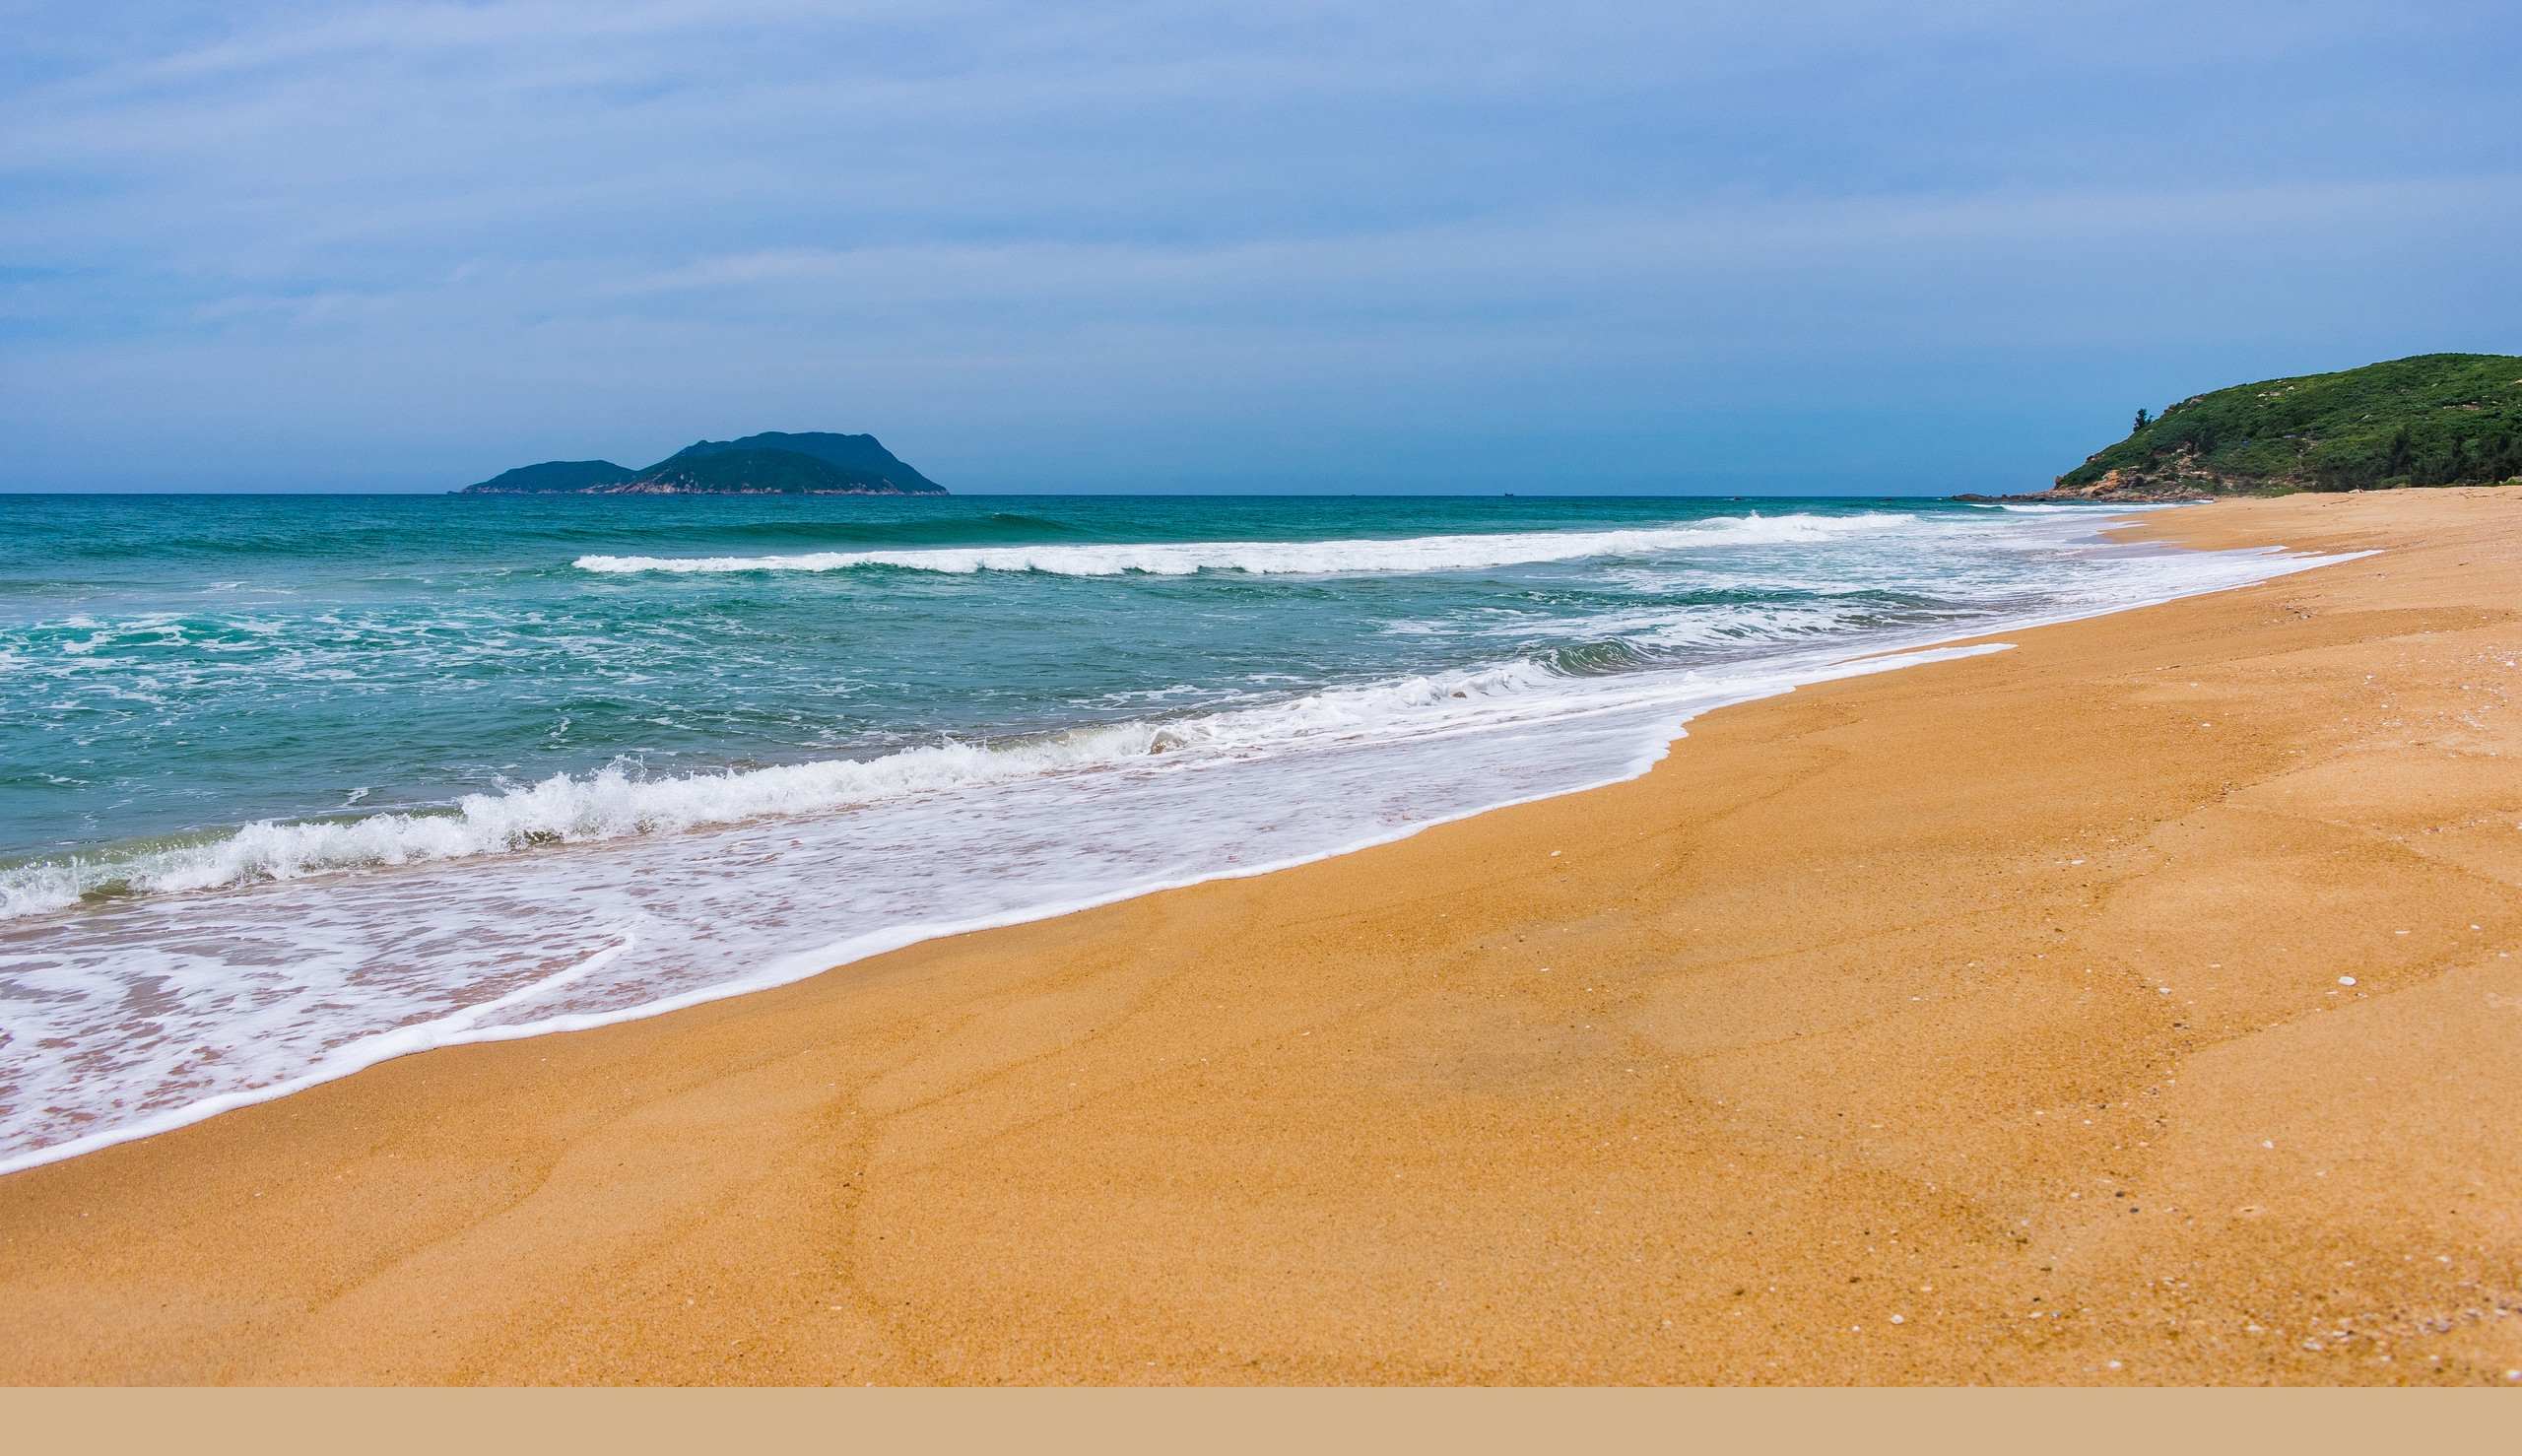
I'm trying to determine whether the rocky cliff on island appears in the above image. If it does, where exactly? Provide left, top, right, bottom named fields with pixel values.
left=462, top=430, right=947, bottom=496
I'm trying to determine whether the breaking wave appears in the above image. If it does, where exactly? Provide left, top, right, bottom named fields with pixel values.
left=0, top=658, right=1568, bottom=919
left=573, top=514, right=1909, bottom=576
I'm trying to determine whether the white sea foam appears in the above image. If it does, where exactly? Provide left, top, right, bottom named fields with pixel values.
left=0, top=658, right=1566, bottom=918
left=572, top=514, right=1907, bottom=576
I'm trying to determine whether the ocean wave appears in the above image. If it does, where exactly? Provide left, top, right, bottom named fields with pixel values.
left=0, top=658, right=1570, bottom=919
left=565, top=510, right=1093, bottom=550
left=572, top=513, right=1911, bottom=577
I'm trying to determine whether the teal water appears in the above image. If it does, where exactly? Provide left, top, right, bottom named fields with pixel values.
left=3, top=493, right=2024, bottom=861
left=0, top=493, right=2335, bottom=1167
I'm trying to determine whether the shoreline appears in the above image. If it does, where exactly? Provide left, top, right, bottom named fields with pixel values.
left=0, top=640, right=2039, bottom=1182
left=0, top=501, right=2309, bottom=1180
left=0, top=506, right=2313, bottom=1180
left=4, top=488, right=2518, bottom=1383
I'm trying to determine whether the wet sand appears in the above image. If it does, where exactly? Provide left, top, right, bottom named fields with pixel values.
left=3, top=488, right=2518, bottom=1385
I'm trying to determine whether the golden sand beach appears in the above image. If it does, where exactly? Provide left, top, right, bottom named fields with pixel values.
left=3, top=488, right=2517, bottom=1385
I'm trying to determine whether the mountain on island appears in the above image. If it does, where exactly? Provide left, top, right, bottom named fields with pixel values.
left=462, top=431, right=946, bottom=495
left=464, top=459, right=641, bottom=493
left=1964, top=353, right=2522, bottom=502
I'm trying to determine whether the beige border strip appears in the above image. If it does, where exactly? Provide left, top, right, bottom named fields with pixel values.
left=2, top=1388, right=2505, bottom=1456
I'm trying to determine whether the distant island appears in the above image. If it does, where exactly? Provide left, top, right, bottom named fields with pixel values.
left=462, top=431, right=947, bottom=495
left=1964, top=352, right=2522, bottom=502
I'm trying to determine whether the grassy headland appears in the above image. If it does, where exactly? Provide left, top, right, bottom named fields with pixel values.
left=2040, top=353, right=2522, bottom=499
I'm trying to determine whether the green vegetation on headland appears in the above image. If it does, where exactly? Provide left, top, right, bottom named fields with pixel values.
left=1979, top=353, right=2522, bottom=502
left=462, top=430, right=946, bottom=495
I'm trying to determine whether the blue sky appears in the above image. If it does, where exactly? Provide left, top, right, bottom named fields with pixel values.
left=4, top=1, right=2516, bottom=494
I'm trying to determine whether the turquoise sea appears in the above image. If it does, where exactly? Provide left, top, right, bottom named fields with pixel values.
left=0, top=493, right=2332, bottom=1167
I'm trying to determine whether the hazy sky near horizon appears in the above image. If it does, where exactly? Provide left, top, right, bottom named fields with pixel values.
left=5, top=1, right=2517, bottom=494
